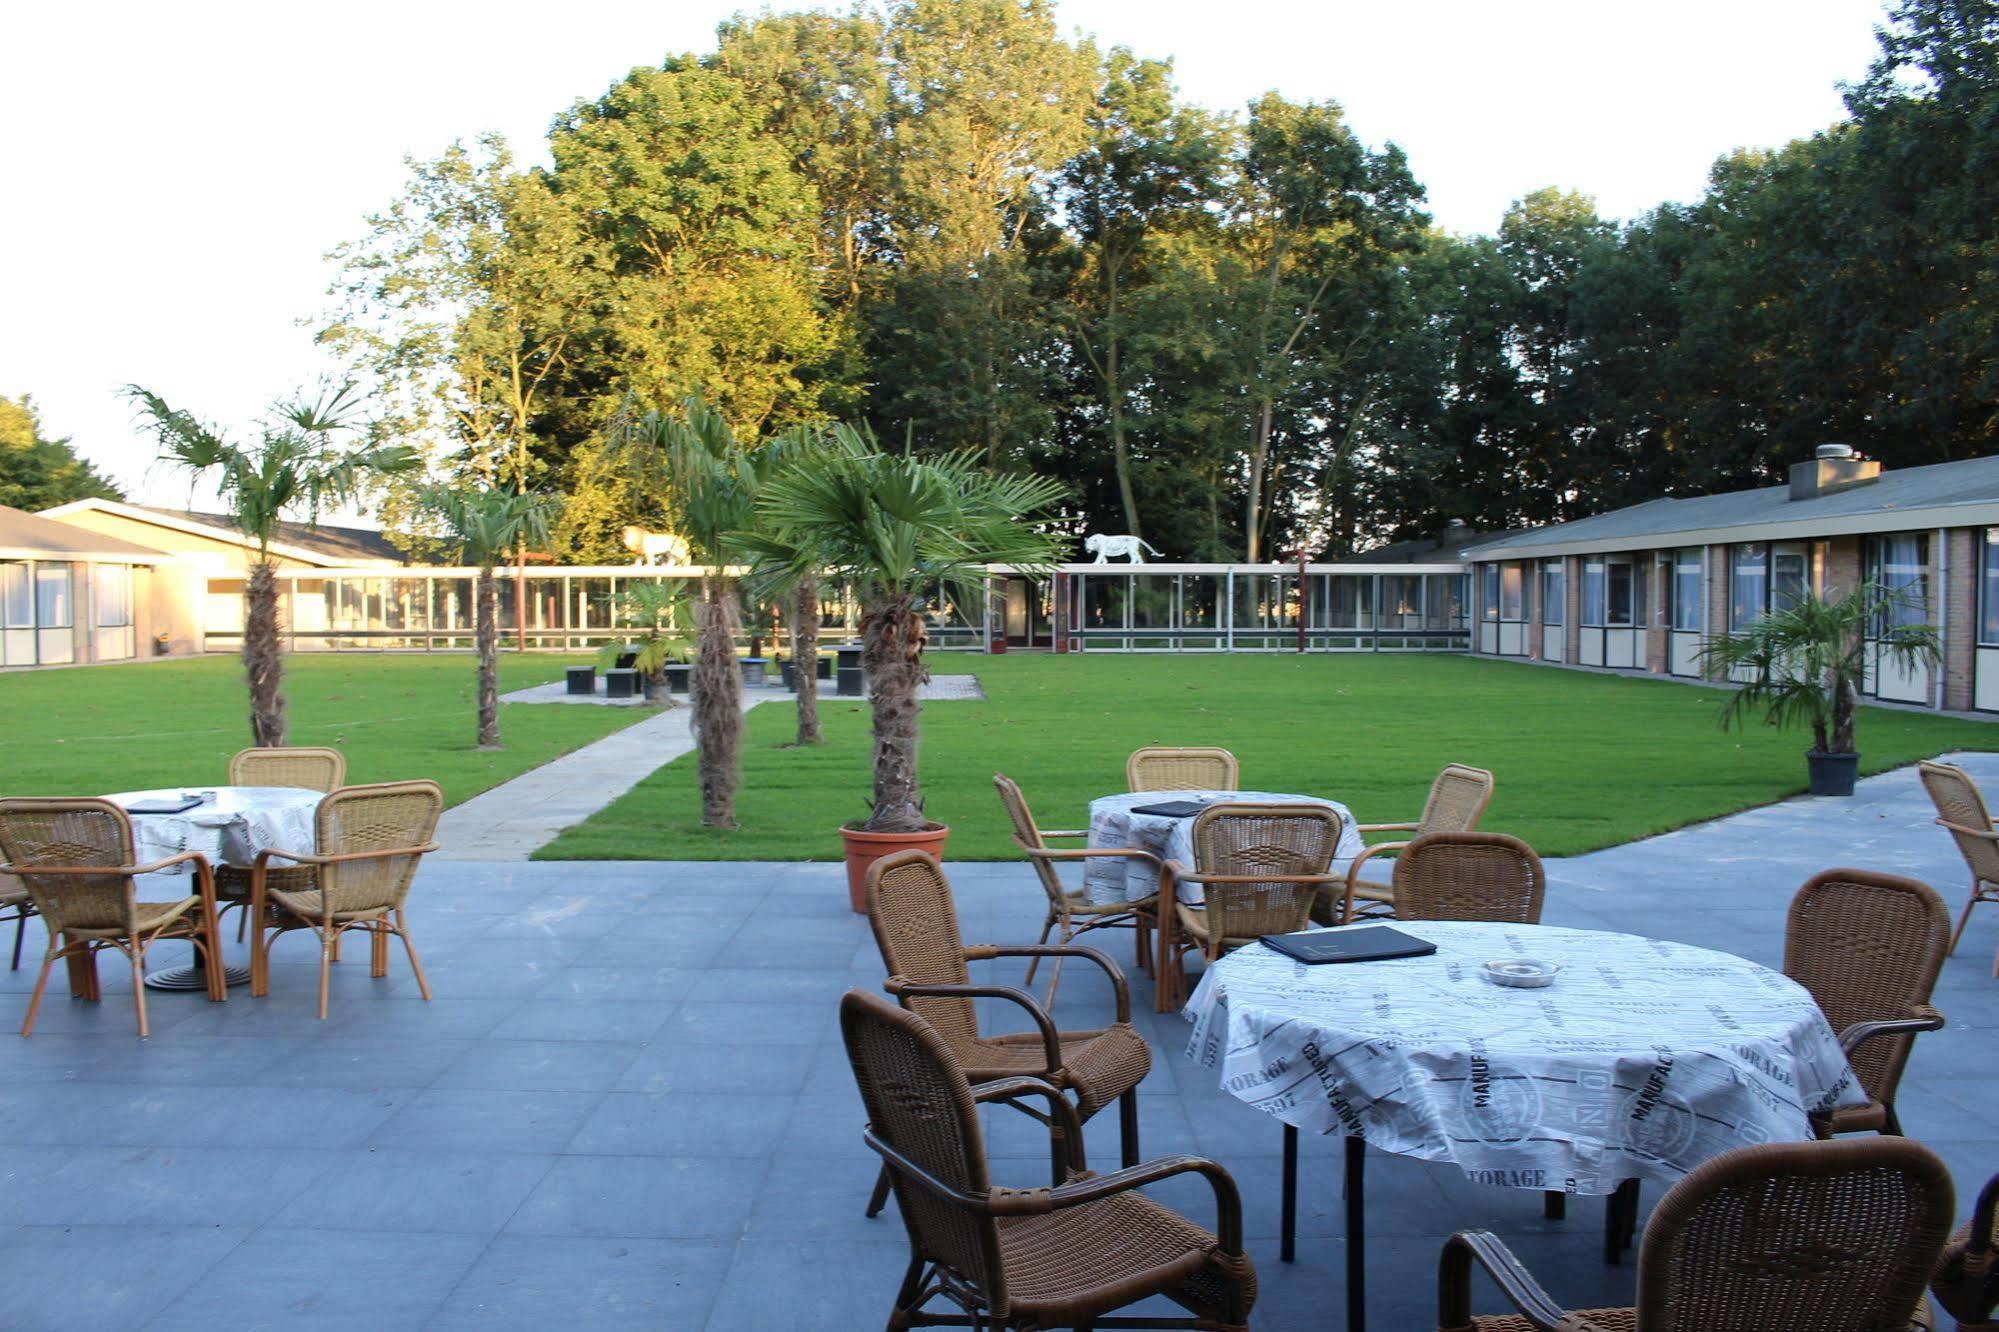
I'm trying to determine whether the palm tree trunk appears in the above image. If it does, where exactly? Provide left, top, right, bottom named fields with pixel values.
left=243, top=559, right=286, bottom=747
left=861, top=595, right=930, bottom=833
left=475, top=566, right=501, bottom=750
left=792, top=573, right=822, bottom=746
left=693, top=575, right=743, bottom=828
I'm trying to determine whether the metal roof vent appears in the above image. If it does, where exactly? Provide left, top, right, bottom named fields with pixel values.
left=1790, top=444, right=1881, bottom=501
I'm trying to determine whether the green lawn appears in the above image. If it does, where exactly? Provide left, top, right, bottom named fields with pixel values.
left=0, top=654, right=654, bottom=808
left=536, top=652, right=1999, bottom=862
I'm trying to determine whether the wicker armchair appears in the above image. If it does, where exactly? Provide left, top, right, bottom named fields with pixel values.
left=840, top=988, right=1256, bottom=1331
left=1126, top=746, right=1239, bottom=793
left=248, top=780, right=442, bottom=1019
left=994, top=773, right=1160, bottom=1001
left=1386, top=831, right=1544, bottom=925
left=1156, top=803, right=1344, bottom=1012
left=862, top=849, right=1153, bottom=1217
left=1917, top=760, right=1999, bottom=970
left=1438, top=1137, right=1955, bottom=1331
left=0, top=797, right=226, bottom=1036
left=228, top=746, right=347, bottom=792
left=0, top=873, right=37, bottom=971
left=1328, top=763, right=1494, bottom=924
left=1786, top=869, right=1949, bottom=1138
left=1933, top=1171, right=1999, bottom=1329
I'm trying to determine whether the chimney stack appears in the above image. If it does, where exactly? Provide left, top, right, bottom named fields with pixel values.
left=1789, top=444, right=1881, bottom=501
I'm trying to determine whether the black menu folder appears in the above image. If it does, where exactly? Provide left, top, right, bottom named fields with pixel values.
left=124, top=796, right=203, bottom=815
left=1258, top=926, right=1436, bottom=965
left=1129, top=799, right=1210, bottom=818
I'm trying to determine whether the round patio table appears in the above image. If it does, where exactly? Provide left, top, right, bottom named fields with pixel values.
left=1084, top=790, right=1364, bottom=905
left=1181, top=919, right=1866, bottom=1331
left=105, top=786, right=322, bottom=990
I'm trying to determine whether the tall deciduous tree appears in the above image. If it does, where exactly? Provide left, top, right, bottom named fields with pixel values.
left=547, top=62, right=835, bottom=436
left=1060, top=51, right=1227, bottom=537
left=0, top=394, right=121, bottom=511
left=126, top=383, right=416, bottom=746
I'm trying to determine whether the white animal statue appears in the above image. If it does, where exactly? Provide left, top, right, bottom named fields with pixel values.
left=1083, top=533, right=1163, bottom=564
left=622, top=526, right=692, bottom=567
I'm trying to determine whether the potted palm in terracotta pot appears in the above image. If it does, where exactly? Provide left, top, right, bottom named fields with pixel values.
left=745, top=426, right=1065, bottom=910
left=1702, top=583, right=1939, bottom=796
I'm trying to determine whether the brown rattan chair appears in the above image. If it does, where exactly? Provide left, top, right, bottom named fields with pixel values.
left=1786, top=868, right=1949, bottom=1138
left=1917, top=760, right=1999, bottom=970
left=220, top=747, right=345, bottom=942
left=0, top=798, right=226, bottom=1036
left=1126, top=746, right=1240, bottom=793
left=1156, top=803, right=1344, bottom=1012
left=1933, top=1171, right=1999, bottom=1329
left=228, top=746, right=347, bottom=792
left=994, top=772, right=1159, bottom=1002
left=0, top=872, right=37, bottom=970
left=248, top=780, right=442, bottom=1019
left=1330, top=763, right=1495, bottom=923
left=1384, top=830, right=1544, bottom=925
left=863, top=849, right=1153, bottom=1216
left=840, top=987, right=1256, bottom=1331
left=1438, top=1137, right=1955, bottom=1331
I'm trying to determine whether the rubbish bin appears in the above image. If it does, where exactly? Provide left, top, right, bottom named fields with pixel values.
left=153, top=633, right=172, bottom=657
left=836, top=644, right=864, bottom=698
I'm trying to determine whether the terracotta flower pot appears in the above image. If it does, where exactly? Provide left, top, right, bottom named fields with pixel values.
left=840, top=822, right=950, bottom=914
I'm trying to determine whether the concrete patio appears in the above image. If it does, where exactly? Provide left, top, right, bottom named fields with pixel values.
left=0, top=755, right=1993, bottom=1329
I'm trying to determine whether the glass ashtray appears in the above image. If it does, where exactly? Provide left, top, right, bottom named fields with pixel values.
left=1483, top=959, right=1561, bottom=989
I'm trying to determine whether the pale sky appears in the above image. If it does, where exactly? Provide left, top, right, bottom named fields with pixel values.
left=0, top=0, right=1889, bottom=510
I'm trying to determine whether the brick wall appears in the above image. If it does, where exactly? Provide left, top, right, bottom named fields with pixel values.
left=1703, top=544, right=1731, bottom=680
left=1644, top=554, right=1668, bottom=674
left=1564, top=556, right=1582, bottom=663
left=1524, top=561, right=1541, bottom=660
left=1822, top=536, right=1862, bottom=598
left=1944, top=527, right=1977, bottom=711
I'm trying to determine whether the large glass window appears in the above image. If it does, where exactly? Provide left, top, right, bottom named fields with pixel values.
left=1084, top=575, right=1127, bottom=629
left=1983, top=531, right=1999, bottom=647
left=1771, top=543, right=1809, bottom=612
left=1499, top=564, right=1524, bottom=621
left=1730, top=543, right=1769, bottom=629
left=1672, top=549, right=1702, bottom=631
left=1541, top=561, right=1563, bottom=625
left=1866, top=534, right=1928, bottom=633
left=95, top=565, right=132, bottom=627
left=1, top=562, right=29, bottom=627
left=34, top=564, right=72, bottom=627
left=1480, top=564, right=1500, bottom=621
left=1582, top=560, right=1607, bottom=627
left=1605, top=559, right=1634, bottom=627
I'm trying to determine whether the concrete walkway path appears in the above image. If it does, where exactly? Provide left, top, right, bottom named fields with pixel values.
left=436, top=674, right=989, bottom=860
left=432, top=687, right=788, bottom=860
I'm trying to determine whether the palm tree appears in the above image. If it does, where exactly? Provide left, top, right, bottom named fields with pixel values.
left=607, top=399, right=777, bottom=828
left=1703, top=582, right=1939, bottom=791
left=127, top=382, right=417, bottom=747
left=420, top=486, right=558, bottom=749
left=746, top=428, right=1066, bottom=832
left=599, top=580, right=693, bottom=703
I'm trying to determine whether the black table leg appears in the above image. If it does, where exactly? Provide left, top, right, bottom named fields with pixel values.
left=1345, top=1134, right=1366, bottom=1332
left=1281, top=1123, right=1298, bottom=1263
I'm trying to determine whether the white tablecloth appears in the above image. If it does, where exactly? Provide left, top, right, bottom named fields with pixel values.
left=1183, top=920, right=1864, bottom=1195
left=1085, top=791, right=1364, bottom=905
left=105, top=787, right=321, bottom=876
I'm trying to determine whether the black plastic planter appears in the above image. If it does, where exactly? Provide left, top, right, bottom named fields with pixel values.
left=1806, top=750, right=1860, bottom=797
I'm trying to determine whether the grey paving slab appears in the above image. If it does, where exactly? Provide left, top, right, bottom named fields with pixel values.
left=0, top=754, right=1992, bottom=1329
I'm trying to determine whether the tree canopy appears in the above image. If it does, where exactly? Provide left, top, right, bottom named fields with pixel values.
left=328, top=0, right=1999, bottom=560
left=0, top=395, right=121, bottom=512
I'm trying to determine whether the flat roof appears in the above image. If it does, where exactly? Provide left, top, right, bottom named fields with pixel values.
left=1462, top=453, right=1999, bottom=560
